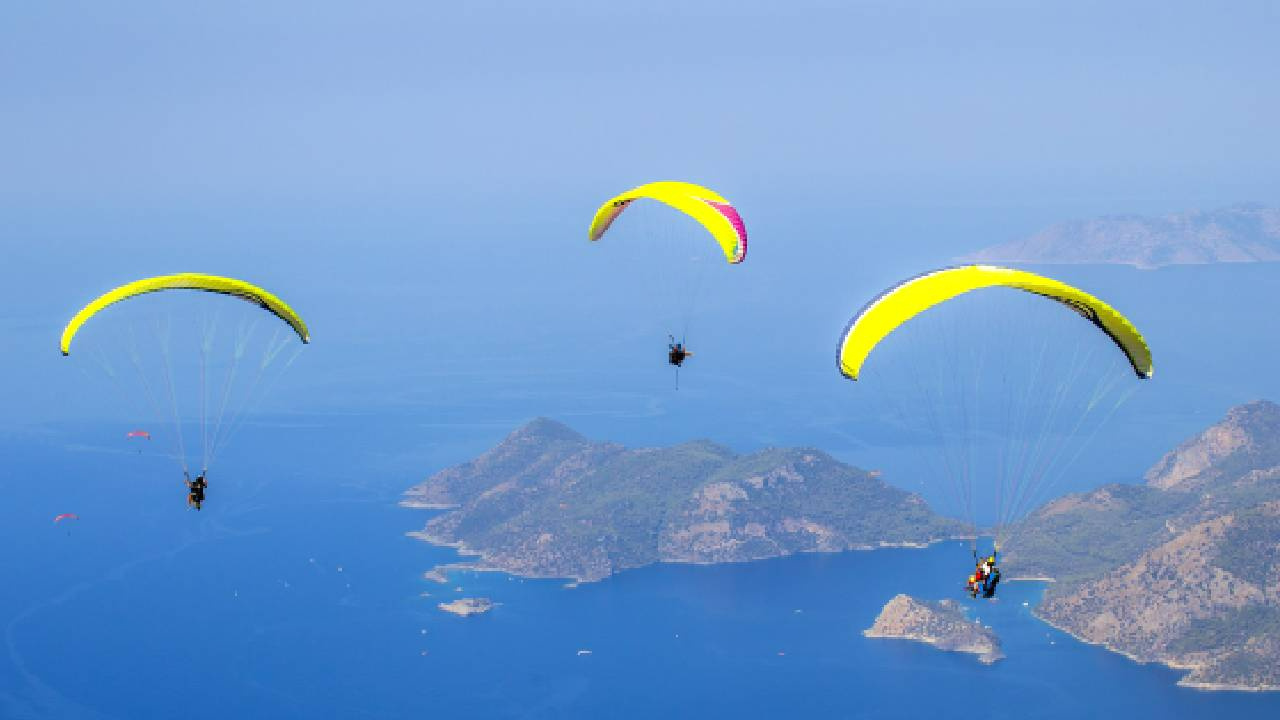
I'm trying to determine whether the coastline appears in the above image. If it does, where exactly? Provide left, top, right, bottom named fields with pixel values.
left=862, top=629, right=1004, bottom=665
left=1029, top=608, right=1278, bottom=693
left=399, top=499, right=459, bottom=510
left=1177, top=680, right=1279, bottom=693
left=405, top=499, right=1275, bottom=693
left=407, top=523, right=974, bottom=585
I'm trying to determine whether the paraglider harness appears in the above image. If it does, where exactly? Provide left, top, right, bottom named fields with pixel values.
left=185, top=471, right=208, bottom=510
left=968, top=550, right=1001, bottom=599
left=982, top=565, right=1001, bottom=598
left=668, top=335, right=690, bottom=367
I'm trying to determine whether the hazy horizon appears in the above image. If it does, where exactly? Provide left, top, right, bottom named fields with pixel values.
left=2, top=4, right=1279, bottom=716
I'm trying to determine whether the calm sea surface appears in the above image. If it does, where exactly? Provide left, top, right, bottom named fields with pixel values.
left=1, top=415, right=1277, bottom=720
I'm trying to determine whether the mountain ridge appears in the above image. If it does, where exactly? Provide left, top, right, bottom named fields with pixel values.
left=962, top=204, right=1280, bottom=269
left=1007, top=401, right=1280, bottom=690
left=405, top=418, right=966, bottom=582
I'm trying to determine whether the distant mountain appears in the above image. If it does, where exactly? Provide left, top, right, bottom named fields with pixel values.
left=1006, top=401, right=1280, bottom=691
left=404, top=418, right=966, bottom=582
left=962, top=204, right=1280, bottom=269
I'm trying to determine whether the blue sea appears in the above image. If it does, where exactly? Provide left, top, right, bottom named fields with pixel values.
left=2, top=413, right=1277, bottom=720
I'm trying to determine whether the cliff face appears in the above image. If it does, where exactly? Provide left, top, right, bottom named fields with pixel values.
left=1038, top=505, right=1280, bottom=689
left=1144, top=401, right=1280, bottom=491
left=962, top=204, right=1280, bottom=270
left=1008, top=401, right=1280, bottom=690
left=864, top=594, right=1003, bottom=664
left=406, top=419, right=966, bottom=582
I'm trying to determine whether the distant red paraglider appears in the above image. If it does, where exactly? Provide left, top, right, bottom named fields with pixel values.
left=126, top=430, right=150, bottom=453
left=53, top=513, right=79, bottom=523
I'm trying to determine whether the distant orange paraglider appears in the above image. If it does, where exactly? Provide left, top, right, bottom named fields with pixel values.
left=53, top=513, right=79, bottom=523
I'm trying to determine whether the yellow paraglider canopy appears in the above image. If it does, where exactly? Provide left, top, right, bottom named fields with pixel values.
left=61, top=273, right=310, bottom=355
left=837, top=265, right=1152, bottom=381
left=588, top=181, right=748, bottom=264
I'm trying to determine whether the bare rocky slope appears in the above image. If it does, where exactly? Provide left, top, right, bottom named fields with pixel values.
left=864, top=594, right=1004, bottom=664
left=962, top=204, right=1280, bottom=269
left=1006, top=401, right=1280, bottom=690
left=405, top=418, right=966, bottom=582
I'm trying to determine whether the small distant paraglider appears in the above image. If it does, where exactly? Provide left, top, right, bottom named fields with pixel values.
left=126, top=430, right=150, bottom=452
left=54, top=513, right=78, bottom=534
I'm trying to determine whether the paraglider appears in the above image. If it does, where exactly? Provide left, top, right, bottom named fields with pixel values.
left=837, top=265, right=1153, bottom=382
left=60, top=273, right=310, bottom=355
left=590, top=182, right=746, bottom=377
left=837, top=265, right=1152, bottom=598
left=589, top=181, right=747, bottom=264
left=62, top=273, right=310, bottom=501
left=126, top=430, right=151, bottom=452
left=54, top=513, right=78, bottom=535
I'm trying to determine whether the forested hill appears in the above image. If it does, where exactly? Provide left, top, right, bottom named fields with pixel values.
left=1006, top=401, right=1280, bottom=691
left=404, top=418, right=966, bottom=582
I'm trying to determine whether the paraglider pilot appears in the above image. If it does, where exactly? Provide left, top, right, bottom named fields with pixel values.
left=185, top=471, right=208, bottom=511
left=966, top=550, right=1000, bottom=599
left=668, top=336, right=693, bottom=367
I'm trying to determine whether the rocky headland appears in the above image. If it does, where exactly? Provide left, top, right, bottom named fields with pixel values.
left=1006, top=401, right=1280, bottom=691
left=864, top=594, right=1004, bottom=664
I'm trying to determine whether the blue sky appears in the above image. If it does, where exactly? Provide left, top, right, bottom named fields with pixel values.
left=1, top=0, right=1277, bottom=443
left=4, top=1, right=1276, bottom=216
left=4, top=8, right=1280, bottom=715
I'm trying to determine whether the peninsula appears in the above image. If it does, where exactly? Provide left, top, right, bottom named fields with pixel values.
left=405, top=418, right=966, bottom=582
